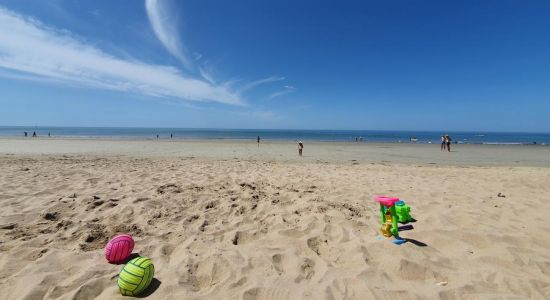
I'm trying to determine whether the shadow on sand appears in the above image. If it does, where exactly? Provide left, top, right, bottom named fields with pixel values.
left=137, top=278, right=162, bottom=298
left=404, top=238, right=428, bottom=247
left=120, top=253, right=142, bottom=264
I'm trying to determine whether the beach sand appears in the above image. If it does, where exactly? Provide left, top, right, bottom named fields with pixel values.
left=1, top=138, right=550, bottom=299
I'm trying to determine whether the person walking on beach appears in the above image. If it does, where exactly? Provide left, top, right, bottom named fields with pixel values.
left=441, top=135, right=446, bottom=151
left=298, top=141, right=304, bottom=157
left=445, top=134, right=452, bottom=152
left=32, top=131, right=37, bottom=137
left=257, top=136, right=260, bottom=147
left=170, top=133, right=173, bottom=139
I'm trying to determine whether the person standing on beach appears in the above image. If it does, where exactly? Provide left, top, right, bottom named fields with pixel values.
left=441, top=135, right=446, bottom=151
left=446, top=134, right=452, bottom=152
left=32, top=131, right=37, bottom=137
left=170, top=133, right=173, bottom=139
left=257, top=136, right=260, bottom=147
left=298, top=141, right=304, bottom=156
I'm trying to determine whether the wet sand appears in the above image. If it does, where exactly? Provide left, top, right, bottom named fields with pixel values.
left=1, top=137, right=549, bottom=166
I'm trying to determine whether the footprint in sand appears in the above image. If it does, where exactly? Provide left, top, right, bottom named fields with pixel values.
left=189, top=257, right=233, bottom=291
left=159, top=244, right=175, bottom=256
left=272, top=254, right=286, bottom=275
left=295, top=258, right=315, bottom=283
left=307, top=236, right=322, bottom=255
left=157, top=184, right=182, bottom=194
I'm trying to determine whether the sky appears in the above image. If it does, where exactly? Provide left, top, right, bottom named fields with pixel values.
left=0, top=0, right=549, bottom=132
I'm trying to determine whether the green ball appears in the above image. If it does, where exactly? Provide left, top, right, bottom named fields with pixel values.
left=117, top=257, right=155, bottom=296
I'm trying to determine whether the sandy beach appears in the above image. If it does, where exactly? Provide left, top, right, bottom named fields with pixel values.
left=1, top=138, right=550, bottom=299
left=1, top=137, right=550, bottom=166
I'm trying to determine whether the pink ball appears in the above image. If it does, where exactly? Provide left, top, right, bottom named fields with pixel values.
left=104, top=234, right=134, bottom=264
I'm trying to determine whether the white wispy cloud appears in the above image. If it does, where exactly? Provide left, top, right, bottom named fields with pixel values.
left=144, top=0, right=293, bottom=100
left=145, top=1, right=227, bottom=86
left=0, top=7, right=243, bottom=105
left=199, top=67, right=216, bottom=84
left=269, top=85, right=296, bottom=99
left=193, top=52, right=203, bottom=61
left=145, top=0, right=192, bottom=70
left=241, top=76, right=286, bottom=92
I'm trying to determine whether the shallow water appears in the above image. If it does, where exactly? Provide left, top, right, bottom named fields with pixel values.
left=1, top=126, right=549, bottom=144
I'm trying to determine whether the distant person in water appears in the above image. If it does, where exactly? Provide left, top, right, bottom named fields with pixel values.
left=32, top=131, right=37, bottom=137
left=24, top=131, right=27, bottom=137
left=156, top=134, right=159, bottom=139
left=48, top=132, right=51, bottom=137
left=170, top=133, right=173, bottom=139
left=440, top=135, right=446, bottom=151
left=298, top=141, right=304, bottom=156
left=257, top=136, right=260, bottom=147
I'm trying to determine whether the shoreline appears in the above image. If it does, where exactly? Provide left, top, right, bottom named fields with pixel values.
left=1, top=135, right=549, bottom=146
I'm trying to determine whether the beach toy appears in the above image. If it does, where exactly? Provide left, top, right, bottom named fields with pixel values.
left=105, top=234, right=134, bottom=264
left=395, top=200, right=412, bottom=223
left=118, top=257, right=155, bottom=296
left=375, top=196, right=400, bottom=238
left=375, top=196, right=414, bottom=244
left=392, top=237, right=407, bottom=245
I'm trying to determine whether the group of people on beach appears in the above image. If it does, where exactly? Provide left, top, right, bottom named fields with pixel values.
left=23, top=131, right=44, bottom=137
left=257, top=134, right=456, bottom=156
left=441, top=134, right=452, bottom=152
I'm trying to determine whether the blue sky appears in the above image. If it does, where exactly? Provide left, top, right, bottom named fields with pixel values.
left=0, top=0, right=549, bottom=131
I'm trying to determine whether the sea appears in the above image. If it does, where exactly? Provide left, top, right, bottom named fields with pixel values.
left=0, top=126, right=549, bottom=145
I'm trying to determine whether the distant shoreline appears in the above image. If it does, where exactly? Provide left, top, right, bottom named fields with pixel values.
left=1, top=126, right=550, bottom=145
left=0, top=135, right=548, bottom=146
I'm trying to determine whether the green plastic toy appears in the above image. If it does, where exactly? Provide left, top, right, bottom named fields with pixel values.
left=395, top=200, right=412, bottom=223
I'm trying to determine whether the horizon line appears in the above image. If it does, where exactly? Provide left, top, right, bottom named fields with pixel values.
left=1, top=125, right=549, bottom=135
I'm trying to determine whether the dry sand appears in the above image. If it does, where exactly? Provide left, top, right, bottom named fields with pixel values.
left=1, top=138, right=550, bottom=299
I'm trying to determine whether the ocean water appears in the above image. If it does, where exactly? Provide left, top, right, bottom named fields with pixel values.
left=0, top=126, right=549, bottom=145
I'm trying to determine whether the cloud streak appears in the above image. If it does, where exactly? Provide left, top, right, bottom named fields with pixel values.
left=145, top=0, right=192, bottom=70
left=241, top=76, right=286, bottom=92
left=269, top=85, right=296, bottom=99
left=0, top=7, right=243, bottom=105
